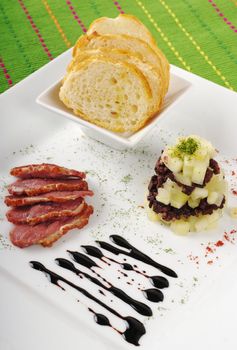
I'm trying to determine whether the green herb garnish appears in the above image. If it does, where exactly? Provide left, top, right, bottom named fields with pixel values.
left=121, top=174, right=133, bottom=184
left=173, top=137, right=199, bottom=159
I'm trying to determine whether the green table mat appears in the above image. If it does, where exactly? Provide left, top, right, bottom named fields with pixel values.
left=1, top=0, right=237, bottom=94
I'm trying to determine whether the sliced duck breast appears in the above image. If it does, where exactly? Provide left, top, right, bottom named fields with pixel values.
left=10, top=163, right=86, bottom=179
left=10, top=204, right=93, bottom=248
left=8, top=179, right=88, bottom=196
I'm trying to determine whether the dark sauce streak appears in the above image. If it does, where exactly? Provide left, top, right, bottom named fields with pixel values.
left=119, top=271, right=128, bottom=277
left=149, top=276, right=169, bottom=289
left=143, top=288, right=164, bottom=303
left=89, top=308, right=111, bottom=326
left=94, top=235, right=177, bottom=278
left=64, top=255, right=152, bottom=317
left=122, top=263, right=134, bottom=270
left=30, top=261, right=145, bottom=346
left=82, top=245, right=169, bottom=289
left=67, top=250, right=100, bottom=269
left=81, top=245, right=103, bottom=259
left=88, top=308, right=146, bottom=346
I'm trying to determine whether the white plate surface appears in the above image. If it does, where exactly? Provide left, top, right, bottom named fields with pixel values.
left=0, top=49, right=237, bottom=350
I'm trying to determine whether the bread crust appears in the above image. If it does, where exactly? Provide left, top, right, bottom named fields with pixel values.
left=87, top=13, right=158, bottom=48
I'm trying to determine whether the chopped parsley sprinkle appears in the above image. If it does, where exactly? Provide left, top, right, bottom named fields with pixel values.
left=121, top=174, right=133, bottom=184
left=173, top=137, right=199, bottom=159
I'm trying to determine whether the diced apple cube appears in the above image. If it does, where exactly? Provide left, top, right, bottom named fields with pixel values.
left=191, top=163, right=207, bottom=185
left=206, top=176, right=217, bottom=193
left=191, top=187, right=208, bottom=201
left=183, top=156, right=194, bottom=165
left=188, top=197, right=200, bottom=208
left=206, top=174, right=227, bottom=195
left=195, top=147, right=208, bottom=160
left=207, top=191, right=219, bottom=205
left=215, top=194, right=224, bottom=207
left=183, top=165, right=193, bottom=179
left=189, top=135, right=216, bottom=159
left=170, top=220, right=190, bottom=235
left=156, top=188, right=170, bottom=205
left=174, top=172, right=192, bottom=186
left=162, top=152, right=183, bottom=173
left=205, top=141, right=216, bottom=158
left=163, top=178, right=175, bottom=191
left=207, top=192, right=223, bottom=206
left=183, top=156, right=194, bottom=178
left=170, top=187, right=189, bottom=209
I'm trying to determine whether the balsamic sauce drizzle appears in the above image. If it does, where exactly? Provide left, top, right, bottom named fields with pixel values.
left=55, top=257, right=152, bottom=316
left=88, top=307, right=146, bottom=345
left=30, top=235, right=177, bottom=346
left=30, top=261, right=145, bottom=346
left=81, top=245, right=169, bottom=289
left=67, top=250, right=164, bottom=303
left=96, top=235, right=178, bottom=278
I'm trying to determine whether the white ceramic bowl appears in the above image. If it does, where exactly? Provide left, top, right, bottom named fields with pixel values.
left=36, top=67, right=192, bottom=150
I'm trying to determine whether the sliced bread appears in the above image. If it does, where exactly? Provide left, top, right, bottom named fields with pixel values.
left=73, top=33, right=160, bottom=67
left=87, top=15, right=170, bottom=92
left=73, top=33, right=168, bottom=94
left=87, top=14, right=158, bottom=49
left=68, top=48, right=164, bottom=115
left=59, top=57, right=152, bottom=133
left=73, top=33, right=168, bottom=92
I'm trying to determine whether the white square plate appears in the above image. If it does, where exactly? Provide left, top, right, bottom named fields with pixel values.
left=36, top=62, right=192, bottom=150
left=0, top=49, right=237, bottom=350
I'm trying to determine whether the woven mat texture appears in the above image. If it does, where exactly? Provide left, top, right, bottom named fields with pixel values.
left=1, top=0, right=237, bottom=93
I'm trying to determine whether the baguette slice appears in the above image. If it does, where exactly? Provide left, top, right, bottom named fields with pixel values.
left=87, top=14, right=158, bottom=49
left=86, top=14, right=169, bottom=91
left=59, top=57, right=152, bottom=133
left=73, top=33, right=167, bottom=93
left=68, top=48, right=163, bottom=115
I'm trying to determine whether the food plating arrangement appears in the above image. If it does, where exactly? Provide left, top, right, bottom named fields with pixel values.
left=1, top=13, right=237, bottom=349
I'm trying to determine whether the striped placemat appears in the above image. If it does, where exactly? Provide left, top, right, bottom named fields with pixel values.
left=1, top=0, right=237, bottom=93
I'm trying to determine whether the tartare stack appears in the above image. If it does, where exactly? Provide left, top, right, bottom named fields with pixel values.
left=147, top=135, right=227, bottom=234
